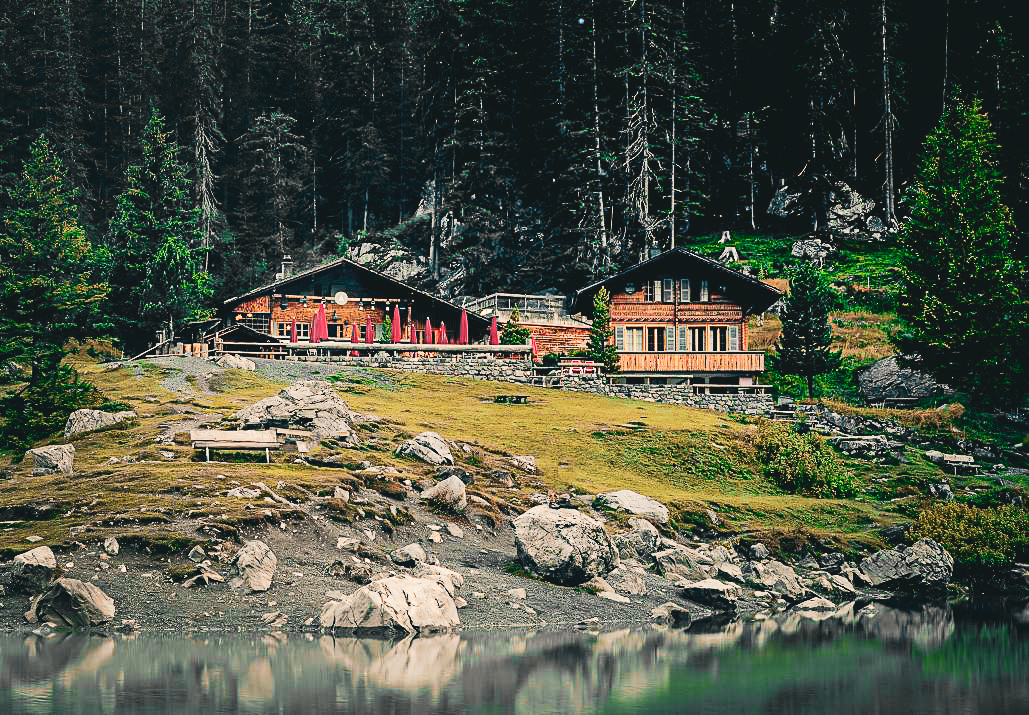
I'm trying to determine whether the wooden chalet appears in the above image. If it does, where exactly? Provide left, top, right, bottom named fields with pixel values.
left=569, top=247, right=783, bottom=386
left=219, top=257, right=491, bottom=348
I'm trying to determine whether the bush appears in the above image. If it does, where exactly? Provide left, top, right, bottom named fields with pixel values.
left=0, top=365, right=105, bottom=454
left=753, top=419, right=855, bottom=498
left=911, top=502, right=1029, bottom=565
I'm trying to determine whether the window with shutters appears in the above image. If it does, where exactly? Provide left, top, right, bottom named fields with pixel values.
left=646, top=327, right=666, bottom=351
left=662, top=278, right=674, bottom=303
left=711, top=326, right=728, bottom=351
left=625, top=327, right=643, bottom=351
left=680, top=278, right=690, bottom=303
left=677, top=325, right=688, bottom=351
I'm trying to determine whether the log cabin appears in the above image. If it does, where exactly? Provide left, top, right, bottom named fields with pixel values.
left=219, top=256, right=490, bottom=345
left=568, top=247, right=784, bottom=386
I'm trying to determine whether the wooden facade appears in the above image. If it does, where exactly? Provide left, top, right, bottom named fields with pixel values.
left=569, top=248, right=782, bottom=383
left=220, top=257, right=490, bottom=345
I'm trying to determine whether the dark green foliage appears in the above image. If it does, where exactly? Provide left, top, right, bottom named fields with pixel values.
left=499, top=305, right=531, bottom=345
left=107, top=107, right=211, bottom=353
left=912, top=502, right=1029, bottom=565
left=896, top=94, right=1029, bottom=409
left=770, top=262, right=843, bottom=399
left=754, top=420, right=855, bottom=499
left=587, top=287, right=618, bottom=373
left=0, top=365, right=105, bottom=454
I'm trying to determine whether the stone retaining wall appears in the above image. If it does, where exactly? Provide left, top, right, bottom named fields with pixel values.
left=280, top=353, right=773, bottom=414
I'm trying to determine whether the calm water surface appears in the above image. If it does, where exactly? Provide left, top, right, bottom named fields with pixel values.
left=1, top=602, right=1026, bottom=715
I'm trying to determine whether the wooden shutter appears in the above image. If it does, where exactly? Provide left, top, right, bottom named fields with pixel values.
left=665, top=326, right=674, bottom=352
left=680, top=278, right=690, bottom=303
left=662, top=278, right=674, bottom=303
left=615, top=326, right=624, bottom=351
left=678, top=326, right=688, bottom=351
left=729, top=325, right=740, bottom=351
left=653, top=280, right=663, bottom=302
left=700, top=279, right=709, bottom=302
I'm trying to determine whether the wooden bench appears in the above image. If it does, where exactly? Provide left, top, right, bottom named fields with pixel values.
left=190, top=429, right=280, bottom=463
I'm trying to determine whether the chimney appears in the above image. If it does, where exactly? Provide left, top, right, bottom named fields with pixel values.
left=648, top=242, right=661, bottom=260
left=280, top=255, right=293, bottom=278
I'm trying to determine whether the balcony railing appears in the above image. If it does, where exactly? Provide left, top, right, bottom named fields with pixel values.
left=618, top=351, right=765, bottom=373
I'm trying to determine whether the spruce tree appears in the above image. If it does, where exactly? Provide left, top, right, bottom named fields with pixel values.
left=771, top=261, right=842, bottom=399
left=587, top=287, right=619, bottom=373
left=107, top=107, right=210, bottom=352
left=896, top=93, right=1028, bottom=409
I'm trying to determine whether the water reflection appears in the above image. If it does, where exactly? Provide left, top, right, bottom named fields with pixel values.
left=0, top=601, right=1025, bottom=715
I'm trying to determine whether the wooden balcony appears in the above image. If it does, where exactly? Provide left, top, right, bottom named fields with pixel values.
left=618, top=351, right=765, bottom=374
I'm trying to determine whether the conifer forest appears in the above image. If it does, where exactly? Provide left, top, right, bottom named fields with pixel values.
left=2, top=0, right=1027, bottom=302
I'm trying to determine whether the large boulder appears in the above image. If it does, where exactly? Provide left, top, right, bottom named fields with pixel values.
left=651, top=546, right=706, bottom=581
left=216, top=353, right=257, bottom=371
left=680, top=578, right=741, bottom=611
left=26, top=444, right=75, bottom=476
left=390, top=543, right=428, bottom=567
left=791, top=238, right=834, bottom=267
left=859, top=539, right=954, bottom=595
left=825, top=181, right=881, bottom=240
left=64, top=409, right=137, bottom=438
left=12, top=545, right=57, bottom=593
left=596, top=490, right=669, bottom=524
left=420, top=476, right=467, bottom=512
left=29, top=578, right=115, bottom=628
left=319, top=575, right=460, bottom=634
left=231, top=540, right=277, bottom=592
left=613, top=517, right=661, bottom=560
left=396, top=432, right=454, bottom=466
left=857, top=356, right=951, bottom=405
left=235, top=380, right=356, bottom=440
left=744, top=560, right=808, bottom=602
left=513, top=505, right=619, bottom=585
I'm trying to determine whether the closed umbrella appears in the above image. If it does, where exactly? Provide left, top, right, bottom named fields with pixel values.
left=458, top=310, right=469, bottom=345
left=439, top=321, right=448, bottom=345
left=309, top=307, right=321, bottom=344
left=391, top=304, right=401, bottom=343
left=425, top=318, right=433, bottom=344
left=530, top=335, right=538, bottom=357
left=365, top=315, right=374, bottom=344
left=351, top=323, right=360, bottom=356
left=290, top=318, right=297, bottom=344
left=489, top=316, right=499, bottom=345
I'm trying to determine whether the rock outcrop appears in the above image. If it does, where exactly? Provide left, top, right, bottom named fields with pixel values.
left=231, top=540, right=277, bottom=592
left=319, top=575, right=461, bottom=634
left=596, top=490, right=669, bottom=524
left=29, top=578, right=116, bottom=628
left=12, top=545, right=57, bottom=593
left=857, top=356, right=951, bottom=405
left=859, top=539, right=954, bottom=595
left=235, top=380, right=356, bottom=440
left=513, top=505, right=619, bottom=585
left=396, top=432, right=454, bottom=466
left=216, top=354, right=257, bottom=371
left=64, top=409, right=137, bottom=438
left=613, top=517, right=661, bottom=561
left=26, top=444, right=75, bottom=476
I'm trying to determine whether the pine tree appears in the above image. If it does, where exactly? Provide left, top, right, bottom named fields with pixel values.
left=896, top=93, right=1029, bottom=409
left=0, top=135, right=108, bottom=384
left=107, top=107, right=210, bottom=352
left=587, top=286, right=618, bottom=373
left=771, top=261, right=842, bottom=399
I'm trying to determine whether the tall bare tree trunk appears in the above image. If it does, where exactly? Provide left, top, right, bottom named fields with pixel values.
left=882, top=0, right=897, bottom=228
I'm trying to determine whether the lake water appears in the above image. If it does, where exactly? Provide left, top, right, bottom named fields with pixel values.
left=1, top=601, right=1026, bottom=715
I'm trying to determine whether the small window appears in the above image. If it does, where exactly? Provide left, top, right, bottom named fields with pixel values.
left=625, top=327, right=644, bottom=351
left=615, top=326, right=625, bottom=350
left=662, top=279, right=674, bottom=303
left=689, top=327, right=706, bottom=351
left=646, top=327, right=665, bottom=352
left=677, top=325, right=688, bottom=351
left=700, top=279, right=710, bottom=302
left=644, top=282, right=656, bottom=301
left=680, top=278, right=690, bottom=303
left=711, top=326, right=728, bottom=351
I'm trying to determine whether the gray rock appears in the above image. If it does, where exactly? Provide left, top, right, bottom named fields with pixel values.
left=445, top=523, right=464, bottom=538
left=584, top=576, right=630, bottom=603
left=750, top=543, right=770, bottom=560
left=509, top=455, right=537, bottom=474
left=12, top=546, right=57, bottom=593
left=235, top=380, right=356, bottom=440
left=928, top=482, right=954, bottom=500
left=790, top=239, right=834, bottom=266
left=30, top=578, right=115, bottom=628
left=768, top=186, right=806, bottom=218
left=792, top=596, right=837, bottom=613
left=396, top=432, right=454, bottom=466
left=715, top=562, right=745, bottom=584
left=319, top=575, right=460, bottom=634
left=680, top=578, right=741, bottom=611
left=216, top=354, right=257, bottom=371
left=651, top=601, right=693, bottom=627
left=613, top=517, right=661, bottom=560
left=231, top=540, right=277, bottom=592
left=513, top=505, right=619, bottom=585
left=103, top=537, right=119, bottom=556
left=63, top=409, right=137, bottom=438
left=227, top=487, right=262, bottom=499
left=607, top=564, right=647, bottom=595
left=420, top=476, right=467, bottom=512
left=819, top=552, right=846, bottom=574
left=857, top=356, right=951, bottom=404
left=859, top=539, right=954, bottom=594
left=415, top=565, right=465, bottom=597
left=596, top=490, right=669, bottom=524
left=188, top=546, right=206, bottom=563
left=27, top=444, right=75, bottom=476
left=744, top=560, right=808, bottom=602
left=652, top=546, right=706, bottom=581
left=390, top=543, right=428, bottom=567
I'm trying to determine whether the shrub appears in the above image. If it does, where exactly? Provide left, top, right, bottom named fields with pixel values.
left=0, top=365, right=105, bottom=454
left=753, top=419, right=855, bottom=498
left=911, top=502, right=1029, bottom=565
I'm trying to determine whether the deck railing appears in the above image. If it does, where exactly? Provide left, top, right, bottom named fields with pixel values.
left=618, top=351, right=765, bottom=373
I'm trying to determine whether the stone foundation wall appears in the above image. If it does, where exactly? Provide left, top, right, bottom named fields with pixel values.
left=278, top=353, right=773, bottom=414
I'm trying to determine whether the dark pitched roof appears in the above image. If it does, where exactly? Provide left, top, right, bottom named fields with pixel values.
left=569, top=247, right=784, bottom=317
left=222, top=256, right=490, bottom=328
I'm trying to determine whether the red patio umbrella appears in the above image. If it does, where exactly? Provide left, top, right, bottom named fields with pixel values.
left=530, top=335, right=538, bottom=356
left=458, top=310, right=469, bottom=345
left=365, top=315, right=374, bottom=344
left=391, top=304, right=402, bottom=343
left=309, top=306, right=322, bottom=344
left=489, top=316, right=499, bottom=345
left=350, top=323, right=360, bottom=355
left=289, top=318, right=297, bottom=344
left=425, top=318, right=434, bottom=344
left=439, top=321, right=448, bottom=345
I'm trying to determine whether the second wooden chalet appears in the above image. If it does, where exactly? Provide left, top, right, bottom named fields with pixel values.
left=569, top=247, right=783, bottom=386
